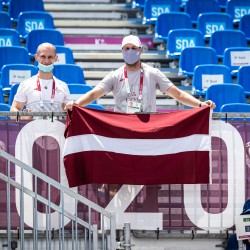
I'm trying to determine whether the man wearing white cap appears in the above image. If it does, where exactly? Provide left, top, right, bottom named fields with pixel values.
left=65, top=35, right=215, bottom=112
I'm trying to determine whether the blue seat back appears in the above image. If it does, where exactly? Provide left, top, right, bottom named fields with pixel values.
left=154, top=12, right=192, bottom=41
left=86, top=103, right=105, bottom=110
left=210, top=30, right=248, bottom=58
left=55, top=46, right=74, bottom=64
left=197, top=12, right=233, bottom=41
left=53, top=64, right=85, bottom=85
left=0, top=28, right=21, bottom=46
left=0, top=86, right=4, bottom=103
left=223, top=47, right=250, bottom=76
left=132, top=0, right=145, bottom=9
left=192, top=64, right=232, bottom=96
left=167, top=29, right=204, bottom=59
left=220, top=103, right=250, bottom=113
left=0, top=64, right=38, bottom=93
left=184, top=0, right=220, bottom=24
left=179, top=46, right=218, bottom=77
left=142, top=0, right=180, bottom=25
left=226, top=0, right=250, bottom=24
left=26, top=29, right=64, bottom=57
left=0, top=11, right=11, bottom=28
left=239, top=14, right=250, bottom=41
left=8, top=83, right=20, bottom=106
left=17, top=11, right=54, bottom=40
left=0, top=46, right=30, bottom=71
left=68, top=84, right=97, bottom=104
left=205, top=83, right=246, bottom=112
left=8, top=0, right=45, bottom=23
left=237, top=65, right=250, bottom=95
left=0, top=103, right=11, bottom=120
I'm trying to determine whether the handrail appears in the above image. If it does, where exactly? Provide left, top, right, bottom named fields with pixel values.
left=0, top=149, right=117, bottom=250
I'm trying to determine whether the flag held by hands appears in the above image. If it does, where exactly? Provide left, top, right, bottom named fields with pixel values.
left=63, top=106, right=211, bottom=187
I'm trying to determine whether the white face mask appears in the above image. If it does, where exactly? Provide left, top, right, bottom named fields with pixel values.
left=122, top=49, right=140, bottom=65
left=37, top=63, right=54, bottom=73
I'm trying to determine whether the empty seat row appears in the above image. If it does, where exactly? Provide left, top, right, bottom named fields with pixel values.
left=140, top=0, right=250, bottom=25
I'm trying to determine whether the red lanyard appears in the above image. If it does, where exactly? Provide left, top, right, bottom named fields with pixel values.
left=36, top=77, right=56, bottom=100
left=124, top=66, right=144, bottom=100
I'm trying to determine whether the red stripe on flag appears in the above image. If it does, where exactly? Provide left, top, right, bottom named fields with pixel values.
left=63, top=106, right=211, bottom=187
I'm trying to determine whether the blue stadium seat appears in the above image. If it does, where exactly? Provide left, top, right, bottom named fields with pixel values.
left=205, top=83, right=246, bottom=112
left=132, top=0, right=145, bottom=9
left=86, top=103, right=105, bottom=110
left=220, top=103, right=250, bottom=112
left=52, top=64, right=85, bottom=85
left=8, top=0, right=45, bottom=23
left=0, top=86, right=4, bottom=103
left=223, top=47, right=250, bottom=76
left=0, top=103, right=11, bottom=120
left=179, top=46, right=218, bottom=77
left=167, top=29, right=205, bottom=59
left=197, top=12, right=233, bottom=41
left=142, top=0, right=180, bottom=25
left=236, top=65, right=250, bottom=96
left=26, top=29, right=64, bottom=57
left=210, top=30, right=248, bottom=59
left=216, top=0, right=228, bottom=10
left=184, top=0, right=220, bottom=24
left=55, top=46, right=75, bottom=64
left=239, top=14, right=250, bottom=41
left=226, top=0, right=250, bottom=24
left=0, top=11, right=11, bottom=28
left=67, top=84, right=97, bottom=104
left=154, top=12, right=192, bottom=42
left=192, top=64, right=232, bottom=97
left=0, top=28, right=21, bottom=46
left=0, top=64, right=38, bottom=95
left=0, top=46, right=30, bottom=73
left=8, top=83, right=20, bottom=106
left=17, top=11, right=55, bottom=42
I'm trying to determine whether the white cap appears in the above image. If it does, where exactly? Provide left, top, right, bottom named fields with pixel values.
left=121, top=35, right=142, bottom=48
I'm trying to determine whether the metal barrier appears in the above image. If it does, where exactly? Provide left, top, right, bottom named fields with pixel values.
left=0, top=149, right=117, bottom=250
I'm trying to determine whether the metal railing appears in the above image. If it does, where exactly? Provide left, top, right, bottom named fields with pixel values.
left=0, top=149, right=117, bottom=250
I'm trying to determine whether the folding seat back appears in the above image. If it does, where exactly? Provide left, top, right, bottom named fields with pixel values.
left=8, top=83, right=20, bottom=106
left=26, top=29, right=64, bottom=57
left=192, top=64, right=232, bottom=96
left=8, top=0, right=45, bottom=23
left=0, top=11, right=11, bottom=28
left=184, top=0, right=220, bottom=24
left=52, top=64, right=85, bottom=85
left=239, top=14, right=250, bottom=41
left=179, top=46, right=218, bottom=77
left=0, top=64, right=38, bottom=94
left=167, top=28, right=205, bottom=59
left=132, top=0, right=145, bottom=9
left=17, top=11, right=54, bottom=41
left=142, top=0, right=180, bottom=25
left=0, top=28, right=21, bottom=46
left=86, top=103, right=105, bottom=110
left=210, top=30, right=248, bottom=58
left=154, top=12, right=192, bottom=41
left=205, top=83, right=246, bottom=112
left=0, top=103, right=11, bottom=120
left=0, top=46, right=30, bottom=71
left=220, top=103, right=250, bottom=112
left=197, top=12, right=233, bottom=41
left=55, top=46, right=75, bottom=64
left=68, top=84, right=97, bottom=104
left=223, top=47, right=250, bottom=76
left=226, top=0, right=250, bottom=24
left=236, top=65, right=250, bottom=96
left=0, top=86, right=4, bottom=103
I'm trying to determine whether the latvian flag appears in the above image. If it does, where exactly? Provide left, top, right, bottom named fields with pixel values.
left=63, top=105, right=211, bottom=188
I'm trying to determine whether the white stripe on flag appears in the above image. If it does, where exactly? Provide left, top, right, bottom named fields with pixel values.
left=63, top=134, right=211, bottom=157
